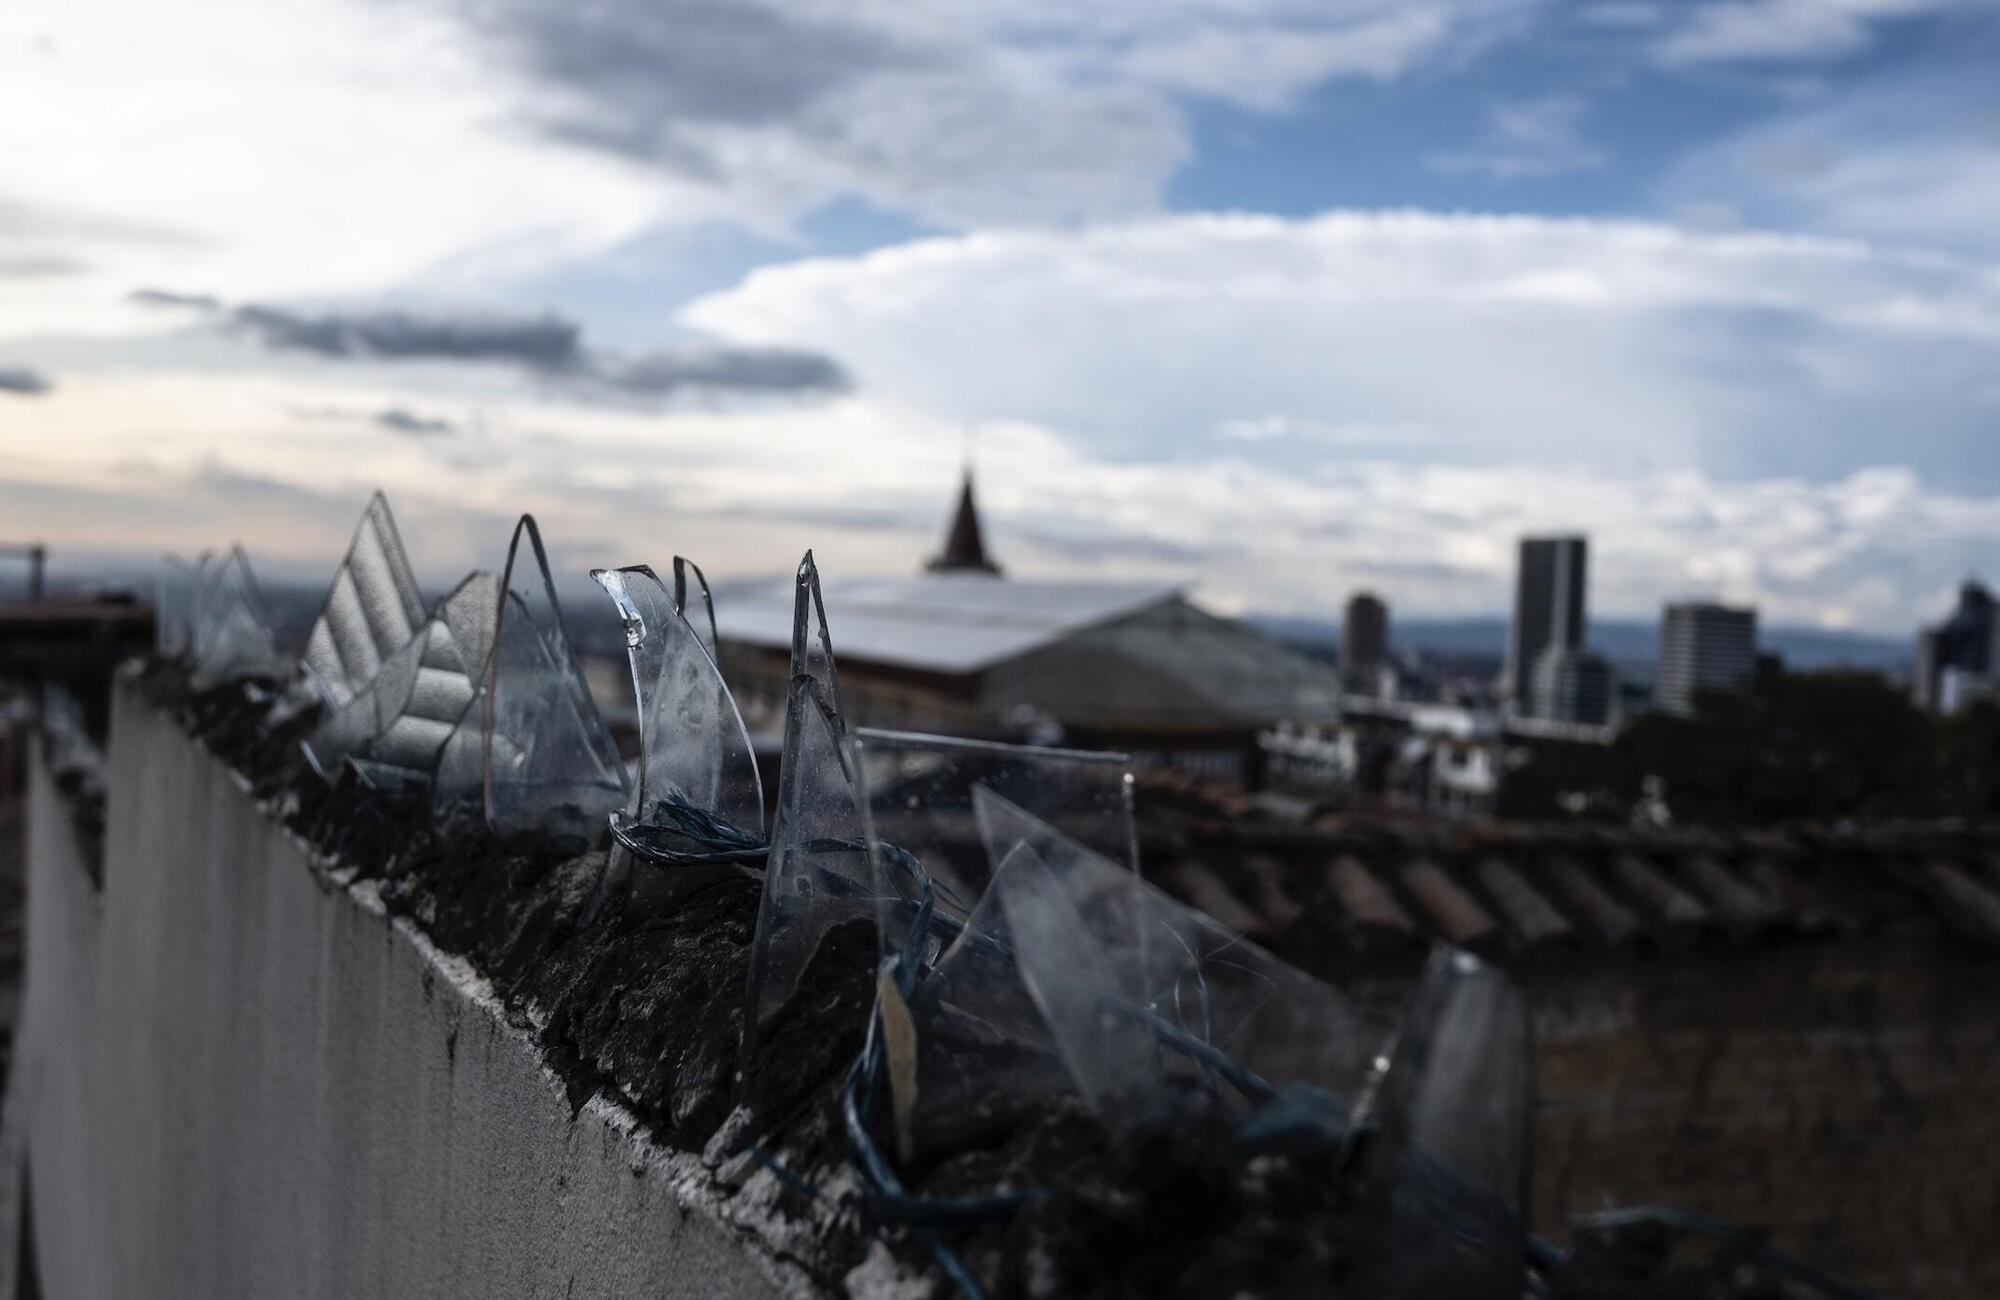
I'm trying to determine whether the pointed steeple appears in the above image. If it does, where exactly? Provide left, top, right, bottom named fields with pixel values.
left=926, top=468, right=1002, bottom=576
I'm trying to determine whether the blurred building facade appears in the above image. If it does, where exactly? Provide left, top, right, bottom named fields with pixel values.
left=1656, top=601, right=1758, bottom=718
left=1914, top=580, right=1997, bottom=713
left=1340, top=591, right=1388, bottom=696
left=1530, top=644, right=1613, bottom=727
left=1506, top=535, right=1587, bottom=716
left=717, top=475, right=1342, bottom=781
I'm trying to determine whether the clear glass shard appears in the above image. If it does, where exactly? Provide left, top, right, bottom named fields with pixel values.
left=429, top=516, right=628, bottom=841
left=429, top=685, right=488, bottom=835
left=788, top=549, right=840, bottom=712
left=302, top=572, right=499, bottom=783
left=155, top=554, right=200, bottom=658
left=673, top=555, right=720, bottom=666
left=741, top=553, right=868, bottom=1069
left=851, top=833, right=1097, bottom=1167
left=976, top=786, right=1384, bottom=1134
left=190, top=544, right=284, bottom=685
left=976, top=836, right=1157, bottom=1126
left=852, top=729, right=1136, bottom=972
left=299, top=492, right=427, bottom=707
left=590, top=561, right=761, bottom=834
left=1349, top=946, right=1533, bottom=1300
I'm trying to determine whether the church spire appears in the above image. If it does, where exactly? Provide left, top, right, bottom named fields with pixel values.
left=925, top=467, right=1002, bottom=576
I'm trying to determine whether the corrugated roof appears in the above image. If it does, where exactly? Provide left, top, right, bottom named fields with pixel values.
left=714, top=572, right=1178, bottom=675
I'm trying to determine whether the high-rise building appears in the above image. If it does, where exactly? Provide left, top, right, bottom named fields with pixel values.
left=1341, top=592, right=1388, bottom=693
left=1656, top=601, right=1758, bottom=718
left=1913, top=580, right=1997, bottom=712
left=1507, top=535, right=1587, bottom=714
left=1531, top=645, right=1613, bottom=726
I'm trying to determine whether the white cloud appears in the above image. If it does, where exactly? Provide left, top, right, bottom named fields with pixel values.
left=1660, top=66, right=2000, bottom=258
left=5, top=369, right=1993, bottom=631
left=1427, top=94, right=1606, bottom=179
left=0, top=0, right=1565, bottom=342
left=1215, top=415, right=1433, bottom=447
left=0, top=0, right=714, bottom=338
left=429, top=0, right=1547, bottom=227
left=7, top=206, right=1997, bottom=631
left=683, top=210, right=2000, bottom=492
left=1656, top=0, right=1972, bottom=65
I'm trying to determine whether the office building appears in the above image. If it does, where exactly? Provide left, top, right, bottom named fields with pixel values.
left=1914, top=580, right=1997, bottom=712
left=1507, top=535, right=1587, bottom=715
left=1341, top=592, right=1388, bottom=694
left=1531, top=644, right=1613, bottom=726
left=1657, top=602, right=1758, bottom=718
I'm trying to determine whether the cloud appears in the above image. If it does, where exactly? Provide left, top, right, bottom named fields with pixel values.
left=596, top=345, right=848, bottom=397
left=0, top=365, right=53, bottom=396
left=1426, top=94, right=1607, bottom=179
left=9, top=364, right=1997, bottom=632
left=1216, top=415, right=1431, bottom=448
left=232, top=304, right=583, bottom=367
left=174, top=295, right=849, bottom=398
left=434, top=0, right=1546, bottom=227
left=1655, top=0, right=1971, bottom=65
left=1659, top=63, right=2000, bottom=258
left=129, top=288, right=223, bottom=311
left=0, top=253, right=88, bottom=278
left=374, top=407, right=459, bottom=437
left=0, top=2, right=691, bottom=338
left=683, top=210, right=2000, bottom=493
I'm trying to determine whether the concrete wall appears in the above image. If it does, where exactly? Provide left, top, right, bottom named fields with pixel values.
left=3, top=674, right=829, bottom=1300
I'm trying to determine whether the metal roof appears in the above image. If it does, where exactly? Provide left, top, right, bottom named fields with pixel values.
left=714, top=572, right=1179, bottom=675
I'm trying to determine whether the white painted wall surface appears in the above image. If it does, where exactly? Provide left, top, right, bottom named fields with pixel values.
left=6, top=673, right=827, bottom=1300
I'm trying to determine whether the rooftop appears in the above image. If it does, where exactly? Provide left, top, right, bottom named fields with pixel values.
left=715, top=571, right=1179, bottom=676
left=1137, top=774, right=2000, bottom=969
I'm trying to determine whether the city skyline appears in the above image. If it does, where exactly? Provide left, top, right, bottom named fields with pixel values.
left=3, top=1, right=1998, bottom=633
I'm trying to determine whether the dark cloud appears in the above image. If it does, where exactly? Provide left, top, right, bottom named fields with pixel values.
left=453, top=0, right=915, bottom=171
left=374, top=407, right=458, bottom=437
left=432, top=0, right=1186, bottom=229
left=0, top=365, right=53, bottom=396
left=232, top=304, right=584, bottom=367
left=596, top=346, right=848, bottom=396
left=151, top=290, right=849, bottom=400
left=129, top=288, right=222, bottom=311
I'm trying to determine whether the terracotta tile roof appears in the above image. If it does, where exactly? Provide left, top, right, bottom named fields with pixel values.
left=1132, top=773, right=2000, bottom=971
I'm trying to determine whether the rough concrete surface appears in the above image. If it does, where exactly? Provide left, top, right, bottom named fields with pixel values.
left=2, top=673, right=828, bottom=1300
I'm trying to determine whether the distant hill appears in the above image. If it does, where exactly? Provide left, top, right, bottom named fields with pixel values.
left=1249, top=614, right=1911, bottom=678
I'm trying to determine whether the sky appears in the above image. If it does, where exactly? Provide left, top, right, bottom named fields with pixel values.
left=2, top=0, right=1998, bottom=633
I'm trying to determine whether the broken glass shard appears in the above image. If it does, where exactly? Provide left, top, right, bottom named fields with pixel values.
left=673, top=555, right=719, bottom=665
left=155, top=554, right=200, bottom=658
left=1348, top=946, right=1533, bottom=1300
left=976, top=786, right=1383, bottom=1135
left=885, top=835, right=1125, bottom=1165
left=301, top=571, right=498, bottom=784
left=591, top=561, right=761, bottom=836
left=740, top=553, right=869, bottom=1073
left=190, top=544, right=284, bottom=685
left=429, top=516, right=628, bottom=841
left=852, top=729, right=1136, bottom=973
left=300, top=492, right=426, bottom=708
